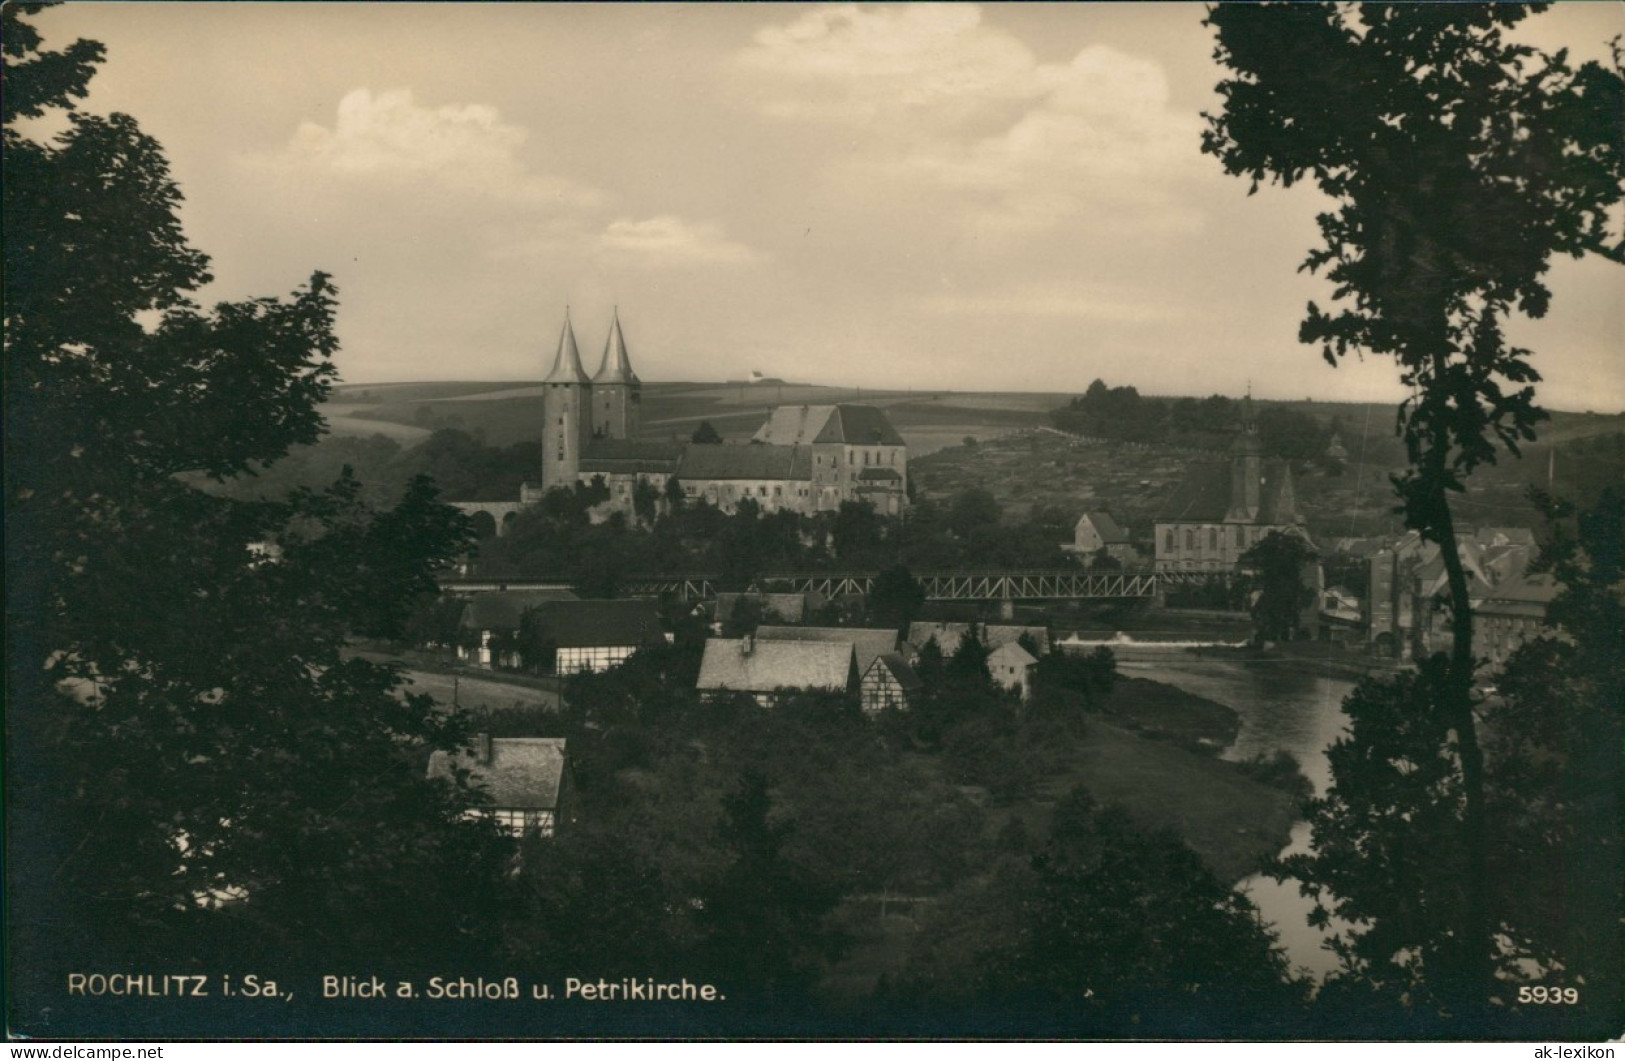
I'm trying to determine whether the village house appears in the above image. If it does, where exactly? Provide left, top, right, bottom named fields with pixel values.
left=1064, top=511, right=1137, bottom=565
left=987, top=642, right=1038, bottom=701
left=696, top=636, right=858, bottom=707
left=859, top=653, right=923, bottom=714
left=754, top=625, right=900, bottom=677
left=712, top=592, right=824, bottom=632
left=426, top=735, right=573, bottom=838
left=457, top=588, right=580, bottom=668
left=1153, top=399, right=1304, bottom=573
left=524, top=598, right=668, bottom=674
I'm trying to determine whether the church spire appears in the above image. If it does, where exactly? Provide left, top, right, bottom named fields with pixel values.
left=543, top=309, right=590, bottom=384
left=593, top=307, right=639, bottom=384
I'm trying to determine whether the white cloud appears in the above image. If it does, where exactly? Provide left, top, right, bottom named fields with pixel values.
left=738, top=4, right=1039, bottom=125
left=278, top=88, right=601, bottom=207
left=741, top=7, right=1207, bottom=234
left=599, top=216, right=761, bottom=265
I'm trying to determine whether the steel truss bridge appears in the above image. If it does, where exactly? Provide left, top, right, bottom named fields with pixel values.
left=441, top=569, right=1228, bottom=603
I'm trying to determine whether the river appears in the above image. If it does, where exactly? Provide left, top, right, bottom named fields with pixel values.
left=1120, top=658, right=1358, bottom=982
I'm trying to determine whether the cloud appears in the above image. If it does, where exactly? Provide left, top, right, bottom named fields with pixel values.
left=740, top=7, right=1207, bottom=234
left=599, top=216, right=762, bottom=265
left=738, top=4, right=1039, bottom=125
left=278, top=88, right=601, bottom=207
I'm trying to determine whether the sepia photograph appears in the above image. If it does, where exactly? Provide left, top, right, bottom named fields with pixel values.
left=5, top=0, right=1623, bottom=1045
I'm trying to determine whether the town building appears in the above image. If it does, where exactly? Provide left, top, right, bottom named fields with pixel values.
left=1472, top=572, right=1561, bottom=668
left=526, top=599, right=667, bottom=674
left=859, top=653, right=923, bottom=714
left=987, top=642, right=1038, bottom=701
left=1153, top=399, right=1304, bottom=572
left=426, top=735, right=573, bottom=838
left=696, top=636, right=858, bottom=707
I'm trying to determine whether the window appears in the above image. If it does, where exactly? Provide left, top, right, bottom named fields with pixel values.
left=1164, top=530, right=1174, bottom=553
left=1234, top=526, right=1243, bottom=548
left=1185, top=529, right=1194, bottom=551
left=1209, top=528, right=1218, bottom=551
left=864, top=451, right=870, bottom=465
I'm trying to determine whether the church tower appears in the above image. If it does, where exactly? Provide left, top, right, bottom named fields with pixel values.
left=541, top=311, right=592, bottom=491
left=1226, top=394, right=1263, bottom=522
left=591, top=308, right=641, bottom=440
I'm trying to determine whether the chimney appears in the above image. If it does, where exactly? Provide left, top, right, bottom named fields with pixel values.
left=475, top=732, right=492, bottom=765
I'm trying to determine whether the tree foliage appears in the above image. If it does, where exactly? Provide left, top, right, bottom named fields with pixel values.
left=1204, top=1, right=1624, bottom=1013
left=4, top=6, right=505, bottom=1001
left=1239, top=530, right=1318, bottom=644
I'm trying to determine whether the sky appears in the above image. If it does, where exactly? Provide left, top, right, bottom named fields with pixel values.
left=29, top=2, right=1625, bottom=410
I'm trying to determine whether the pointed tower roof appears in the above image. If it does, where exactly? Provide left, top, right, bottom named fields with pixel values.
left=1232, top=392, right=1263, bottom=458
left=544, top=311, right=591, bottom=384
left=593, top=308, right=639, bottom=385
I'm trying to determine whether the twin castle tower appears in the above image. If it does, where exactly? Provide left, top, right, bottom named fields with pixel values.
left=541, top=309, right=641, bottom=491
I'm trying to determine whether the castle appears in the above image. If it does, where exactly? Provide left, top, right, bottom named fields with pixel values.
left=459, top=312, right=909, bottom=532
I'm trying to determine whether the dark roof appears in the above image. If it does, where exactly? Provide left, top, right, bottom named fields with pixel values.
left=755, top=625, right=898, bottom=675
left=818, top=405, right=906, bottom=446
left=1080, top=511, right=1129, bottom=543
left=1155, top=458, right=1294, bottom=525
left=461, top=589, right=581, bottom=632
left=715, top=592, right=812, bottom=624
left=581, top=439, right=681, bottom=473
left=426, top=737, right=567, bottom=811
left=697, top=638, right=856, bottom=694
left=527, top=599, right=666, bottom=648
left=677, top=443, right=813, bottom=481
left=867, top=652, right=923, bottom=691
left=858, top=467, right=903, bottom=482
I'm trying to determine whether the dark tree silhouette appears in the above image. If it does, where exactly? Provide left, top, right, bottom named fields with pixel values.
left=868, top=564, right=925, bottom=631
left=4, top=6, right=508, bottom=1023
left=690, top=420, right=723, bottom=444
left=1204, top=2, right=1625, bottom=1015
left=1239, top=530, right=1318, bottom=645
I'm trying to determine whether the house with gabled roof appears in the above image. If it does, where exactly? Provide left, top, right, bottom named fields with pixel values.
left=696, top=636, right=858, bottom=707
left=1065, top=511, right=1137, bottom=565
left=523, top=599, right=667, bottom=674
left=427, top=735, right=573, bottom=838
left=860, top=652, right=923, bottom=714
left=987, top=642, right=1038, bottom=701
left=1153, top=398, right=1305, bottom=573
left=754, top=625, right=899, bottom=677
left=1472, top=572, right=1562, bottom=668
left=905, top=621, right=1049, bottom=658
left=458, top=588, right=580, bottom=667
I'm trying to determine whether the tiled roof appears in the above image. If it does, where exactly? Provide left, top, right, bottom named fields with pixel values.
left=819, top=405, right=906, bottom=446
left=1154, top=458, right=1295, bottom=525
left=1079, top=512, right=1129, bottom=544
left=858, top=467, right=903, bottom=482
left=461, top=589, right=581, bottom=632
left=427, top=737, right=567, bottom=811
left=526, top=599, right=666, bottom=648
left=751, top=404, right=905, bottom=446
left=581, top=439, right=681, bottom=473
left=988, top=642, right=1037, bottom=669
left=697, top=638, right=856, bottom=694
left=1477, top=572, right=1560, bottom=608
left=755, top=625, right=899, bottom=675
left=677, top=443, right=813, bottom=481
left=867, top=652, right=923, bottom=691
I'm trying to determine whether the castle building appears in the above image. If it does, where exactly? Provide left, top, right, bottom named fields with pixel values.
left=474, top=312, right=909, bottom=522
left=1153, top=398, right=1304, bottom=572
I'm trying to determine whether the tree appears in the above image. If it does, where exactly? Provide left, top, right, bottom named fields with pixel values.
left=868, top=564, right=925, bottom=631
left=4, top=6, right=509, bottom=1015
left=690, top=420, right=723, bottom=444
left=1239, top=530, right=1318, bottom=645
left=1204, top=2, right=1624, bottom=1012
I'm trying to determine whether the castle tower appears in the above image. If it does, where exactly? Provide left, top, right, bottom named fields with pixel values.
left=541, top=311, right=593, bottom=491
left=591, top=308, right=641, bottom=441
left=1227, top=394, right=1263, bottom=522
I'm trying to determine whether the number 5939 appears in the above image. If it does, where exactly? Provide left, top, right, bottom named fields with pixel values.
left=1518, top=985, right=1579, bottom=1005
